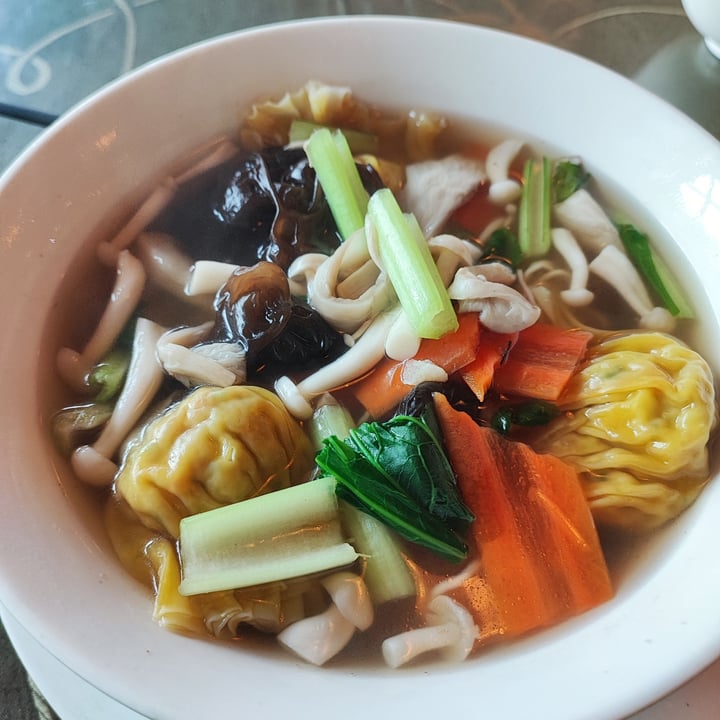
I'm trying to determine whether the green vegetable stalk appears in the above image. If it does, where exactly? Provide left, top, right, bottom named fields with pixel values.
left=367, top=188, right=458, bottom=339
left=518, top=156, right=552, bottom=259
left=178, top=476, right=358, bottom=596
left=304, top=127, right=369, bottom=240
left=308, top=397, right=417, bottom=604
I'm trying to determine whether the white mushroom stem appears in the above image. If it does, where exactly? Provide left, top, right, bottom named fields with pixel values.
left=321, top=572, right=374, bottom=631
left=286, top=253, right=326, bottom=297
left=156, top=322, right=245, bottom=387
left=430, top=559, right=482, bottom=599
left=486, top=139, right=524, bottom=205
left=275, top=308, right=401, bottom=419
left=428, top=234, right=475, bottom=286
left=71, top=318, right=166, bottom=487
left=185, top=260, right=240, bottom=296
left=553, top=188, right=624, bottom=254
left=57, top=249, right=146, bottom=393
left=277, top=603, right=356, bottom=666
left=97, top=178, right=178, bottom=266
left=133, top=232, right=196, bottom=300
left=551, top=227, right=594, bottom=307
left=588, top=245, right=675, bottom=332
left=400, top=359, right=448, bottom=386
left=448, top=266, right=541, bottom=333
left=385, top=310, right=421, bottom=361
left=157, top=344, right=241, bottom=388
left=381, top=595, right=478, bottom=668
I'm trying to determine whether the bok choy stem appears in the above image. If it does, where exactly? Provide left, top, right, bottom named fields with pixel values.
left=617, top=223, right=693, bottom=318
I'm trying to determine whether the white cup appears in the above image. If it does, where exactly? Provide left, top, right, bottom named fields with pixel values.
left=682, top=0, right=720, bottom=58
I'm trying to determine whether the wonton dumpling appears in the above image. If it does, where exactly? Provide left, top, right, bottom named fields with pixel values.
left=535, top=332, right=717, bottom=530
left=114, top=385, right=315, bottom=537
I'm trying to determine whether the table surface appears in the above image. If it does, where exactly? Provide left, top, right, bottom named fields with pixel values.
left=1, top=2, right=719, bottom=719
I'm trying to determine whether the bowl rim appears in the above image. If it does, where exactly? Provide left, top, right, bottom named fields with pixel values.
left=1, top=14, right=720, bottom=720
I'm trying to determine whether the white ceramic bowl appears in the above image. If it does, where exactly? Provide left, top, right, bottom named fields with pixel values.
left=1, top=16, right=720, bottom=720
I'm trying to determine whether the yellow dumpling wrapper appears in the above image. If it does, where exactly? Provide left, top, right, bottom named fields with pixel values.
left=105, top=498, right=322, bottom=638
left=536, top=332, right=717, bottom=530
left=114, top=385, right=315, bottom=538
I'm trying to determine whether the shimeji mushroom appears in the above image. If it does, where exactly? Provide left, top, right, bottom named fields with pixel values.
left=448, top=265, right=541, bottom=333
left=427, top=234, right=476, bottom=286
left=277, top=572, right=373, bottom=666
left=185, top=260, right=240, bottom=297
left=551, top=227, right=594, bottom=307
left=553, top=188, right=624, bottom=255
left=589, top=245, right=675, bottom=332
left=381, top=595, right=478, bottom=668
left=57, top=249, right=146, bottom=393
left=97, top=178, right=179, bottom=267
left=486, top=138, right=524, bottom=205
left=156, top=323, right=246, bottom=388
left=71, top=317, right=166, bottom=487
left=96, top=138, right=237, bottom=267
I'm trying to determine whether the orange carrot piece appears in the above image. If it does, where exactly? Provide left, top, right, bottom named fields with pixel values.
left=493, top=322, right=593, bottom=401
left=433, top=394, right=613, bottom=640
left=349, top=313, right=481, bottom=418
left=449, top=183, right=499, bottom=236
left=460, top=330, right=516, bottom=401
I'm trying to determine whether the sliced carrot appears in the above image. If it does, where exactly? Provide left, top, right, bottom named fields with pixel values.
left=349, top=313, right=481, bottom=418
left=460, top=330, right=516, bottom=401
left=493, top=322, right=593, bottom=401
left=433, top=394, right=613, bottom=641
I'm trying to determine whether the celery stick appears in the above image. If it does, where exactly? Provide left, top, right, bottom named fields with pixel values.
left=304, top=127, right=369, bottom=240
left=339, top=501, right=416, bottom=605
left=367, top=188, right=458, bottom=339
left=178, top=476, right=357, bottom=596
left=518, top=156, right=552, bottom=259
left=309, top=395, right=416, bottom=604
left=289, top=119, right=379, bottom=155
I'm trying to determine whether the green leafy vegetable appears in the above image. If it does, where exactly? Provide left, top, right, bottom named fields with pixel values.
left=88, top=348, right=130, bottom=403
left=552, top=160, right=590, bottom=204
left=617, top=223, right=693, bottom=318
left=480, top=227, right=522, bottom=268
left=316, top=413, right=473, bottom=563
left=491, top=400, right=560, bottom=435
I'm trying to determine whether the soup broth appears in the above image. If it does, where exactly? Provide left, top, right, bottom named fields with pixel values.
left=49, top=82, right=717, bottom=669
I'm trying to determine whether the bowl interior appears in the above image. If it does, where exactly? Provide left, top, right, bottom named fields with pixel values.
left=1, top=16, right=720, bottom=720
